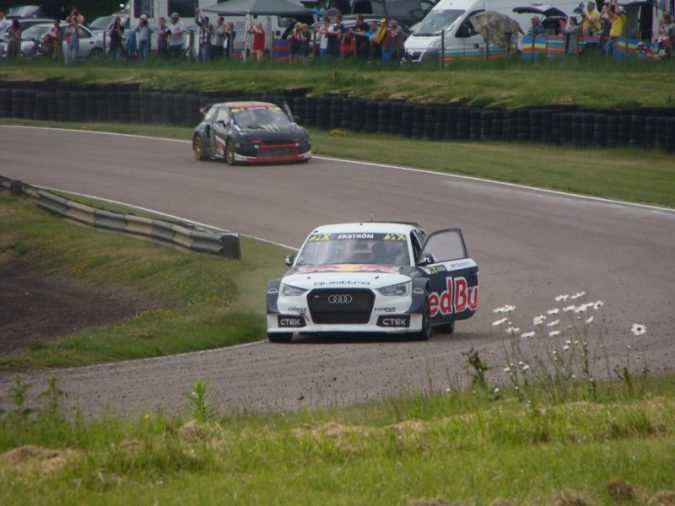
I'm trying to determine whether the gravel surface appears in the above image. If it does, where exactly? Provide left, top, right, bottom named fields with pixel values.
left=0, top=125, right=673, bottom=417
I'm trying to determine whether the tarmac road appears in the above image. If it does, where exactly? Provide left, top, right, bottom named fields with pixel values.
left=1, top=125, right=674, bottom=416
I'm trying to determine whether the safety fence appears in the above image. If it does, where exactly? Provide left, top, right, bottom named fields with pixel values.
left=1, top=79, right=675, bottom=151
left=0, top=175, right=241, bottom=259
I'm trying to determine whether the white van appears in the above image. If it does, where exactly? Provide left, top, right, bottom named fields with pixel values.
left=404, top=0, right=580, bottom=62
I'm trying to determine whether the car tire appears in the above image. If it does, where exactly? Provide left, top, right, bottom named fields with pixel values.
left=89, top=47, right=103, bottom=59
left=224, top=139, right=237, bottom=165
left=435, top=320, right=455, bottom=335
left=193, top=135, right=208, bottom=161
left=267, top=332, right=293, bottom=343
left=411, top=294, right=432, bottom=341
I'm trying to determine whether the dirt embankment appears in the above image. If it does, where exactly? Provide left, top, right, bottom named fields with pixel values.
left=0, top=263, right=151, bottom=355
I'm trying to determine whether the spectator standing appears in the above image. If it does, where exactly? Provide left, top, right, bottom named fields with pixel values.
left=108, top=16, right=125, bottom=61
left=390, top=18, right=405, bottom=62
left=134, top=14, right=153, bottom=60
left=195, top=8, right=211, bottom=63
left=168, top=12, right=186, bottom=59
left=317, top=17, right=331, bottom=58
left=223, top=22, right=235, bottom=59
left=289, top=22, right=306, bottom=60
left=6, top=19, right=20, bottom=59
left=352, top=14, right=370, bottom=60
left=248, top=21, right=265, bottom=61
left=327, top=14, right=345, bottom=58
left=372, top=18, right=393, bottom=63
left=68, top=8, right=85, bottom=25
left=581, top=1, right=601, bottom=36
left=43, top=19, right=61, bottom=60
left=562, top=16, right=580, bottom=54
left=211, top=17, right=226, bottom=60
left=64, top=18, right=80, bottom=63
left=604, top=3, right=626, bottom=55
left=157, top=17, right=169, bottom=57
left=0, top=11, right=11, bottom=46
left=527, top=16, right=545, bottom=36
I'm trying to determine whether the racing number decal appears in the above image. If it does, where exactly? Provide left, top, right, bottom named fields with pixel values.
left=384, top=233, right=406, bottom=241
left=428, top=275, right=478, bottom=318
left=308, top=233, right=332, bottom=241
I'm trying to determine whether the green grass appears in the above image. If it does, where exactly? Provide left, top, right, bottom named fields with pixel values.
left=1, top=53, right=674, bottom=108
left=0, top=193, right=289, bottom=371
left=1, top=374, right=674, bottom=505
left=4, top=118, right=675, bottom=208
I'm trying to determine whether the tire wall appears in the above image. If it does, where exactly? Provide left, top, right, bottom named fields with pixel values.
left=1, top=80, right=674, bottom=152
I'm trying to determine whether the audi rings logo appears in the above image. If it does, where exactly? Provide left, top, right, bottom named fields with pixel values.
left=328, top=294, right=353, bottom=304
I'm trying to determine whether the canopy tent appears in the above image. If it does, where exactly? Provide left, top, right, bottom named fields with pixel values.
left=203, top=0, right=313, bottom=60
left=203, top=0, right=312, bottom=17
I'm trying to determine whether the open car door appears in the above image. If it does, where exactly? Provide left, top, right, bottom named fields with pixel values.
left=419, top=228, right=479, bottom=327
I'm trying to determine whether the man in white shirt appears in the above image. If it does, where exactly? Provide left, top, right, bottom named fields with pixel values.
left=168, top=11, right=186, bottom=58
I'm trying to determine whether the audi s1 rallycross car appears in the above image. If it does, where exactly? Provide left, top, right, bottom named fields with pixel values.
left=192, top=101, right=312, bottom=165
left=266, top=222, right=479, bottom=342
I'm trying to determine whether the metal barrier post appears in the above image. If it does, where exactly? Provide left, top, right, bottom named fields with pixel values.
left=440, top=29, right=445, bottom=67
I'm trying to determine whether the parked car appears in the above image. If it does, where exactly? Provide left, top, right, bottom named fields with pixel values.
left=7, top=22, right=106, bottom=59
left=193, top=101, right=312, bottom=165
left=88, top=15, right=130, bottom=33
left=6, top=4, right=44, bottom=19
left=266, top=222, right=479, bottom=342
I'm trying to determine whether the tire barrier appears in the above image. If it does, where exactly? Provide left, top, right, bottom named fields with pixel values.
left=0, top=175, right=241, bottom=259
left=1, top=79, right=674, bottom=152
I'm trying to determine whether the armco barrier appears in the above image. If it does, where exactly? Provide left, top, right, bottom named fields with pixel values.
left=0, top=79, right=674, bottom=152
left=1, top=177, right=240, bottom=260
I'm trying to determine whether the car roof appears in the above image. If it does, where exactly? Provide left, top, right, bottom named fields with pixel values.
left=310, top=222, right=422, bottom=235
left=218, top=101, right=278, bottom=109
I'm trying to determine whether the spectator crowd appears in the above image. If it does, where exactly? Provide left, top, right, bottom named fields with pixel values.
left=0, top=0, right=673, bottom=63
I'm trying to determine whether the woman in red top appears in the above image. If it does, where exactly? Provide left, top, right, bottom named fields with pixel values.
left=249, top=21, right=265, bottom=61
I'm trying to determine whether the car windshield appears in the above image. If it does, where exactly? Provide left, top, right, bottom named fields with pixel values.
left=231, top=106, right=292, bottom=129
left=21, top=24, right=50, bottom=39
left=413, top=9, right=465, bottom=35
left=8, top=6, right=39, bottom=17
left=296, top=232, right=411, bottom=266
left=89, top=16, right=113, bottom=30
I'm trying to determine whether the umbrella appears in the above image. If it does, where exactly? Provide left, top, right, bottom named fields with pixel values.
left=470, top=11, right=522, bottom=48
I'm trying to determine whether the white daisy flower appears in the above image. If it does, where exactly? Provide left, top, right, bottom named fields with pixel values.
left=520, top=331, right=535, bottom=338
left=593, top=301, right=604, bottom=310
left=546, top=308, right=560, bottom=315
left=565, top=339, right=572, bottom=345
left=546, top=320, right=560, bottom=327
left=563, top=344, right=570, bottom=351
left=570, top=291, right=586, bottom=300
left=492, top=318, right=508, bottom=326
left=505, top=326, right=520, bottom=334
left=549, top=330, right=561, bottom=337
left=585, top=316, right=594, bottom=324
left=521, top=364, right=530, bottom=372
left=563, top=305, right=576, bottom=313
left=503, top=367, right=511, bottom=373
left=574, top=305, right=587, bottom=314
left=555, top=294, right=569, bottom=302
left=631, top=323, right=647, bottom=336
left=533, top=315, right=547, bottom=325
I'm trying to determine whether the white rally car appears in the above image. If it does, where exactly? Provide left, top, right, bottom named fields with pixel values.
left=266, top=222, right=479, bottom=342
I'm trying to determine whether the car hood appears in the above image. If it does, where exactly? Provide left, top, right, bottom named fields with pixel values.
left=282, top=264, right=413, bottom=290
left=236, top=124, right=307, bottom=142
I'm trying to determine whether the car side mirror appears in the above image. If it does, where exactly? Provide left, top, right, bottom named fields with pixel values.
left=284, top=255, right=295, bottom=266
left=417, top=254, right=435, bottom=266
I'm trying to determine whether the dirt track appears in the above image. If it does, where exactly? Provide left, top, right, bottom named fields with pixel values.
left=0, top=125, right=674, bottom=416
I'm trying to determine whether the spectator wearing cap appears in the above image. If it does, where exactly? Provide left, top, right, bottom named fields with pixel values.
left=581, top=1, right=601, bottom=37
left=168, top=12, right=186, bottom=59
left=603, top=3, right=626, bottom=55
left=134, top=14, right=153, bottom=60
left=195, top=8, right=212, bottom=63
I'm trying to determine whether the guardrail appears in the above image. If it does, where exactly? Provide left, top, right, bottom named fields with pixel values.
left=0, top=176, right=240, bottom=259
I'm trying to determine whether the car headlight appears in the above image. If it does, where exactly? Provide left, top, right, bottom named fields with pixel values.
left=377, top=282, right=411, bottom=296
left=281, top=283, right=308, bottom=296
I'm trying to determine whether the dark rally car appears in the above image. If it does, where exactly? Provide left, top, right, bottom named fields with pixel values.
left=192, top=101, right=312, bottom=165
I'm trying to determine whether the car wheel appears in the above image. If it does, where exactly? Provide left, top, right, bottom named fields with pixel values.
left=224, top=139, right=237, bottom=165
left=267, top=332, right=293, bottom=343
left=436, top=320, right=455, bottom=335
left=412, top=294, right=432, bottom=340
left=193, top=135, right=207, bottom=161
left=89, top=47, right=103, bottom=59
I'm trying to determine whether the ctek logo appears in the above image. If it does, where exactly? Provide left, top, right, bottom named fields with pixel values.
left=428, top=276, right=478, bottom=317
left=278, top=316, right=306, bottom=328
left=377, top=315, right=410, bottom=327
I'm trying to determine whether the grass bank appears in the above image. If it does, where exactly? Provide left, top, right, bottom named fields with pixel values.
left=4, top=119, right=675, bottom=208
left=1, top=54, right=674, bottom=108
left=1, top=372, right=674, bottom=505
left=0, top=193, right=288, bottom=371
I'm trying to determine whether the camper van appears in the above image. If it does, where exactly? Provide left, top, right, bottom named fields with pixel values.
left=404, top=0, right=580, bottom=61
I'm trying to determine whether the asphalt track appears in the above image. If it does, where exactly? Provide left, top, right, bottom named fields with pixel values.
left=1, top=125, right=674, bottom=416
